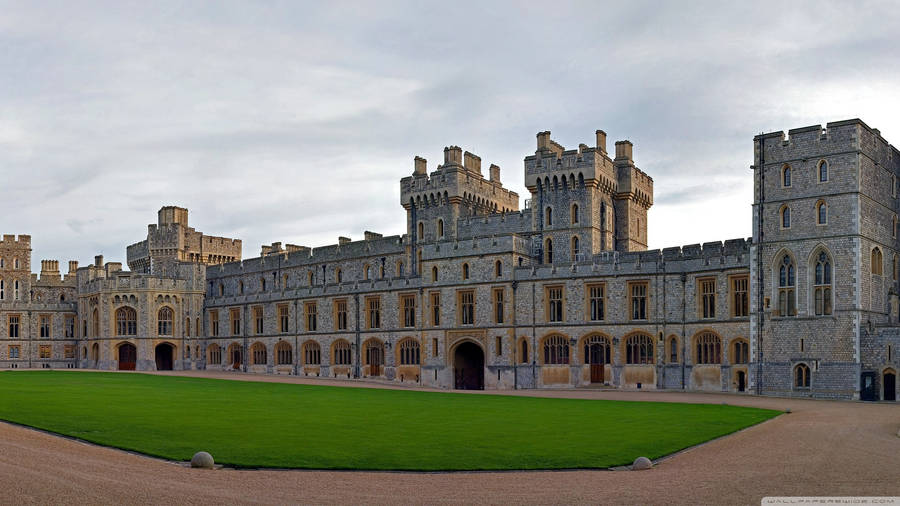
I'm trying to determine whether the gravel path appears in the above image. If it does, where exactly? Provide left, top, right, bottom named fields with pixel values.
left=0, top=370, right=897, bottom=505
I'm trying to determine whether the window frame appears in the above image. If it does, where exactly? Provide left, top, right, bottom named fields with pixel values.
left=628, top=281, right=649, bottom=321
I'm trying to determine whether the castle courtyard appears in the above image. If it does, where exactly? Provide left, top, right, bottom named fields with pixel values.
left=0, top=370, right=896, bottom=505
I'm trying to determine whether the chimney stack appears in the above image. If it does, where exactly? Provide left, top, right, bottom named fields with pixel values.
left=413, top=156, right=427, bottom=176
left=463, top=151, right=482, bottom=174
left=489, top=164, right=501, bottom=183
left=94, top=255, right=104, bottom=267
left=536, top=131, right=551, bottom=151
left=443, top=146, right=462, bottom=166
left=615, top=140, right=633, bottom=162
left=68, top=261, right=78, bottom=273
left=596, top=130, right=607, bottom=154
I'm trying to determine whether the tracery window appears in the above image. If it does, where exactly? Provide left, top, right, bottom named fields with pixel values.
left=625, top=334, right=654, bottom=364
left=399, top=339, right=420, bottom=365
left=543, top=335, right=569, bottom=365
left=116, top=307, right=137, bottom=336
left=695, top=332, right=722, bottom=364
left=157, top=307, right=173, bottom=336
left=794, top=363, right=810, bottom=388
left=814, top=251, right=833, bottom=316
left=778, top=254, right=796, bottom=316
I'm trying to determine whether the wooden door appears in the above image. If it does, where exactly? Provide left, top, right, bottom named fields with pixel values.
left=118, top=344, right=136, bottom=371
left=587, top=343, right=607, bottom=383
left=590, top=363, right=604, bottom=383
left=368, top=347, right=382, bottom=377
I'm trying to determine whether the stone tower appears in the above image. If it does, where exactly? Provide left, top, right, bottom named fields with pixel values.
left=523, top=130, right=653, bottom=264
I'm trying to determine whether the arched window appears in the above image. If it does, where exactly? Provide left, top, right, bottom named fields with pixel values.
left=543, top=335, right=569, bottom=364
left=307, top=271, right=314, bottom=285
left=571, top=203, right=579, bottom=224
left=92, top=309, right=99, bottom=338
left=275, top=341, right=292, bottom=365
left=432, top=266, right=438, bottom=282
left=778, top=254, right=796, bottom=316
left=667, top=336, right=679, bottom=363
left=333, top=339, right=351, bottom=365
left=732, top=339, right=749, bottom=364
left=625, top=334, right=654, bottom=364
left=571, top=236, right=580, bottom=259
left=583, top=335, right=610, bottom=364
left=116, top=307, right=137, bottom=336
left=817, top=201, right=827, bottom=225
left=239, top=281, right=244, bottom=294
left=462, top=263, right=469, bottom=280
left=207, top=344, right=221, bottom=364
left=872, top=247, right=883, bottom=275
left=379, top=264, right=385, bottom=278
left=399, top=338, right=420, bottom=365
left=336, top=268, right=342, bottom=283
left=695, top=332, right=722, bottom=364
left=260, top=277, right=266, bottom=292
left=545, top=207, right=553, bottom=227
left=794, top=363, right=810, bottom=388
left=251, top=342, right=267, bottom=365
left=814, top=251, right=833, bottom=316
left=417, top=222, right=424, bottom=241
left=545, top=238, right=553, bottom=264
left=0, top=279, right=4, bottom=300
left=437, top=219, right=444, bottom=238
left=782, top=164, right=791, bottom=187
left=364, top=264, right=372, bottom=280
left=520, top=338, right=529, bottom=364
left=303, top=341, right=321, bottom=365
left=13, top=280, right=19, bottom=300
left=495, top=260, right=502, bottom=278
left=157, top=307, right=173, bottom=336
left=818, top=160, right=828, bottom=182
left=781, top=206, right=791, bottom=228
left=396, top=261, right=404, bottom=277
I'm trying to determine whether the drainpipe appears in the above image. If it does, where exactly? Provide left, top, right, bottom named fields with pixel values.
left=512, top=279, right=518, bottom=390
left=681, top=273, right=686, bottom=389
left=354, top=293, right=361, bottom=379
left=293, top=299, right=299, bottom=376
left=531, top=281, right=536, bottom=387
left=756, top=136, right=766, bottom=395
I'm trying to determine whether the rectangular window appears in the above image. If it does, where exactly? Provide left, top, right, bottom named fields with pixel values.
left=210, top=310, right=219, bottom=337
left=629, top=282, right=648, bottom=321
left=546, top=286, right=563, bottom=323
left=64, top=345, right=75, bottom=359
left=459, top=290, right=475, bottom=325
left=8, top=315, right=20, bottom=338
left=39, top=345, right=51, bottom=359
left=495, top=336, right=502, bottom=356
left=430, top=292, right=441, bottom=326
left=731, top=276, right=749, bottom=317
left=8, top=345, right=20, bottom=359
left=432, top=337, right=438, bottom=356
left=587, top=283, right=605, bottom=321
left=493, top=288, right=504, bottom=324
left=39, top=314, right=51, bottom=338
left=305, top=302, right=317, bottom=332
left=278, top=304, right=289, bottom=333
left=230, top=308, right=241, bottom=335
left=366, top=297, right=381, bottom=329
left=335, top=299, right=348, bottom=330
left=699, top=278, right=716, bottom=319
left=253, top=306, right=264, bottom=334
left=401, top=294, right=416, bottom=328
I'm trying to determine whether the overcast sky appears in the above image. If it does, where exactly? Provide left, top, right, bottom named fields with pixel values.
left=2, top=1, right=899, bottom=270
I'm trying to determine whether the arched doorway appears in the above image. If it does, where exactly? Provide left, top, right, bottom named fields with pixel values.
left=453, top=341, right=484, bottom=390
left=118, top=343, right=136, bottom=371
left=227, top=343, right=242, bottom=370
left=736, top=370, right=746, bottom=392
left=584, top=336, right=610, bottom=384
left=884, top=370, right=896, bottom=401
left=365, top=340, right=384, bottom=377
left=155, top=343, right=174, bottom=371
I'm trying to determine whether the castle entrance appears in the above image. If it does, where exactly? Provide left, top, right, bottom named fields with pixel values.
left=155, top=343, right=174, bottom=371
left=884, top=370, right=896, bottom=401
left=737, top=371, right=746, bottom=392
left=117, top=343, right=136, bottom=371
left=453, top=341, right=484, bottom=390
left=585, top=339, right=609, bottom=384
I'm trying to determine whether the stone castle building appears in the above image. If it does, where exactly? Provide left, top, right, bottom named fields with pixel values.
left=1, top=118, right=897, bottom=401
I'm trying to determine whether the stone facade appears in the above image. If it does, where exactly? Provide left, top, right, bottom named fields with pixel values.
left=2, top=119, right=898, bottom=401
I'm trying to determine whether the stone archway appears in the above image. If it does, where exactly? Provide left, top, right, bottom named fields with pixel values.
left=117, top=343, right=136, bottom=371
left=453, top=341, right=484, bottom=390
left=155, top=343, right=174, bottom=371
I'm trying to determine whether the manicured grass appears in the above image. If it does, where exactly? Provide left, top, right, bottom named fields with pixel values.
left=0, top=371, right=778, bottom=470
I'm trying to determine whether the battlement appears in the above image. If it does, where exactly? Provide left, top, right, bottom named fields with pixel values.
left=754, top=118, right=899, bottom=166
left=524, top=129, right=627, bottom=194
left=261, top=242, right=308, bottom=256
left=0, top=234, right=31, bottom=247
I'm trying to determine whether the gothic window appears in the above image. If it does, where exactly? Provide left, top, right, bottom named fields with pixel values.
left=794, top=363, right=810, bottom=388
left=872, top=247, right=883, bottom=275
left=417, top=222, right=424, bottom=241
left=157, top=307, right=173, bottom=336
left=583, top=335, right=611, bottom=364
left=303, top=341, right=321, bottom=365
left=625, top=334, right=654, bottom=364
left=543, top=335, right=569, bottom=365
left=0, top=279, right=4, bottom=300
left=336, top=268, right=342, bottom=283
left=814, top=251, right=833, bottom=316
left=333, top=339, right=351, bottom=365
left=572, top=236, right=580, bottom=259
left=275, top=341, right=292, bottom=365
left=778, top=254, right=796, bottom=316
left=207, top=344, right=221, bottom=364
left=520, top=338, right=529, bottom=364
left=545, top=207, right=553, bottom=227
left=587, top=284, right=605, bottom=321
left=459, top=290, right=475, bottom=325
left=334, top=299, right=348, bottom=330
left=571, top=203, right=579, bottom=224
left=239, top=281, right=244, bottom=294
left=396, top=261, right=404, bottom=277
left=668, top=336, right=679, bottom=363
left=818, top=160, right=828, bottom=182
left=731, top=276, right=749, bottom=317
left=305, top=302, right=317, bottom=331
left=13, top=280, right=19, bottom=300
left=399, top=338, right=420, bottom=365
left=781, top=206, right=791, bottom=228
left=364, top=264, right=372, bottom=280
left=437, top=219, right=444, bottom=238
left=732, top=339, right=749, bottom=364
left=116, top=307, right=137, bottom=336
left=782, top=164, right=791, bottom=187
left=495, top=260, right=502, bottom=278
left=699, top=278, right=716, bottom=319
left=817, top=201, right=827, bottom=225
left=545, top=238, right=553, bottom=264
left=630, top=282, right=648, bottom=320
left=401, top=294, right=416, bottom=327
left=493, top=288, right=504, bottom=324
left=251, top=342, right=267, bottom=365
left=92, top=309, right=99, bottom=337
left=432, top=266, right=438, bottom=282
left=546, top=286, right=563, bottom=322
left=462, top=263, right=469, bottom=280
left=695, top=332, right=722, bottom=364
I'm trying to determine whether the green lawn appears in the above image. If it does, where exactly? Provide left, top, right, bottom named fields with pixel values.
left=0, top=371, right=778, bottom=470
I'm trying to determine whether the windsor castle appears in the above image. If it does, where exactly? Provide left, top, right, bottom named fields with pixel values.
left=1, top=118, right=898, bottom=401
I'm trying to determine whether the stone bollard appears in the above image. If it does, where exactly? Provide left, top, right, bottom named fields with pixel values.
left=191, top=451, right=215, bottom=469
left=632, top=456, right=652, bottom=470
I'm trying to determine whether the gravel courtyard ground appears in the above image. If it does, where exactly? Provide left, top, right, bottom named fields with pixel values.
left=0, top=370, right=897, bottom=505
